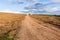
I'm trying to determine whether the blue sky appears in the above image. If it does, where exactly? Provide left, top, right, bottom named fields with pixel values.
left=0, top=0, right=60, bottom=15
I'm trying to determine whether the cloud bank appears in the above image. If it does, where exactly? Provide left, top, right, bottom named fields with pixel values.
left=52, top=0, right=60, bottom=3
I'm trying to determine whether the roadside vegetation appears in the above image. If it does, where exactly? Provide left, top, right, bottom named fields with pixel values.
left=30, top=14, right=60, bottom=29
left=0, top=12, right=26, bottom=40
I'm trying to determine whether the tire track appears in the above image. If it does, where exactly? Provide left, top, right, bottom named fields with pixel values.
left=16, top=15, right=60, bottom=40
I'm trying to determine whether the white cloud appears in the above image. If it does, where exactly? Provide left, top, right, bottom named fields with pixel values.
left=52, top=0, right=60, bottom=3
left=0, top=9, right=20, bottom=13
left=44, top=7, right=58, bottom=12
left=7, top=0, right=18, bottom=2
left=32, top=0, right=36, bottom=2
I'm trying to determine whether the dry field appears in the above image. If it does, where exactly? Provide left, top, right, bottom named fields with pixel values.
left=30, top=14, right=60, bottom=29
left=0, top=12, right=25, bottom=40
left=15, top=14, right=60, bottom=40
left=0, top=13, right=60, bottom=40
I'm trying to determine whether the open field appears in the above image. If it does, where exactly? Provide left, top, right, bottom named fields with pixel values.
left=0, top=13, right=60, bottom=40
left=0, top=12, right=26, bottom=40
left=15, top=14, right=60, bottom=40
left=30, top=14, right=60, bottom=29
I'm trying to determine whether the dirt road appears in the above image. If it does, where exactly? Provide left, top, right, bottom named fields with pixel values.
left=16, top=15, right=60, bottom=40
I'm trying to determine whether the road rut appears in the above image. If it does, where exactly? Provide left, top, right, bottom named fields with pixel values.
left=16, top=15, right=60, bottom=40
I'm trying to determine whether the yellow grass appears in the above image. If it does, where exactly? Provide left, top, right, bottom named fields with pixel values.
left=0, top=12, right=25, bottom=40
left=30, top=14, right=60, bottom=28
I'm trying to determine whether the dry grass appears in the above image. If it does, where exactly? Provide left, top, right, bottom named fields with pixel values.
left=0, top=12, right=26, bottom=40
left=30, top=14, right=60, bottom=29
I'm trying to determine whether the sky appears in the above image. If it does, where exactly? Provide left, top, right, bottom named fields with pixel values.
left=0, top=0, right=60, bottom=15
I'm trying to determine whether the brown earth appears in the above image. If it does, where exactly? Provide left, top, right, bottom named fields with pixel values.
left=16, top=15, right=60, bottom=40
